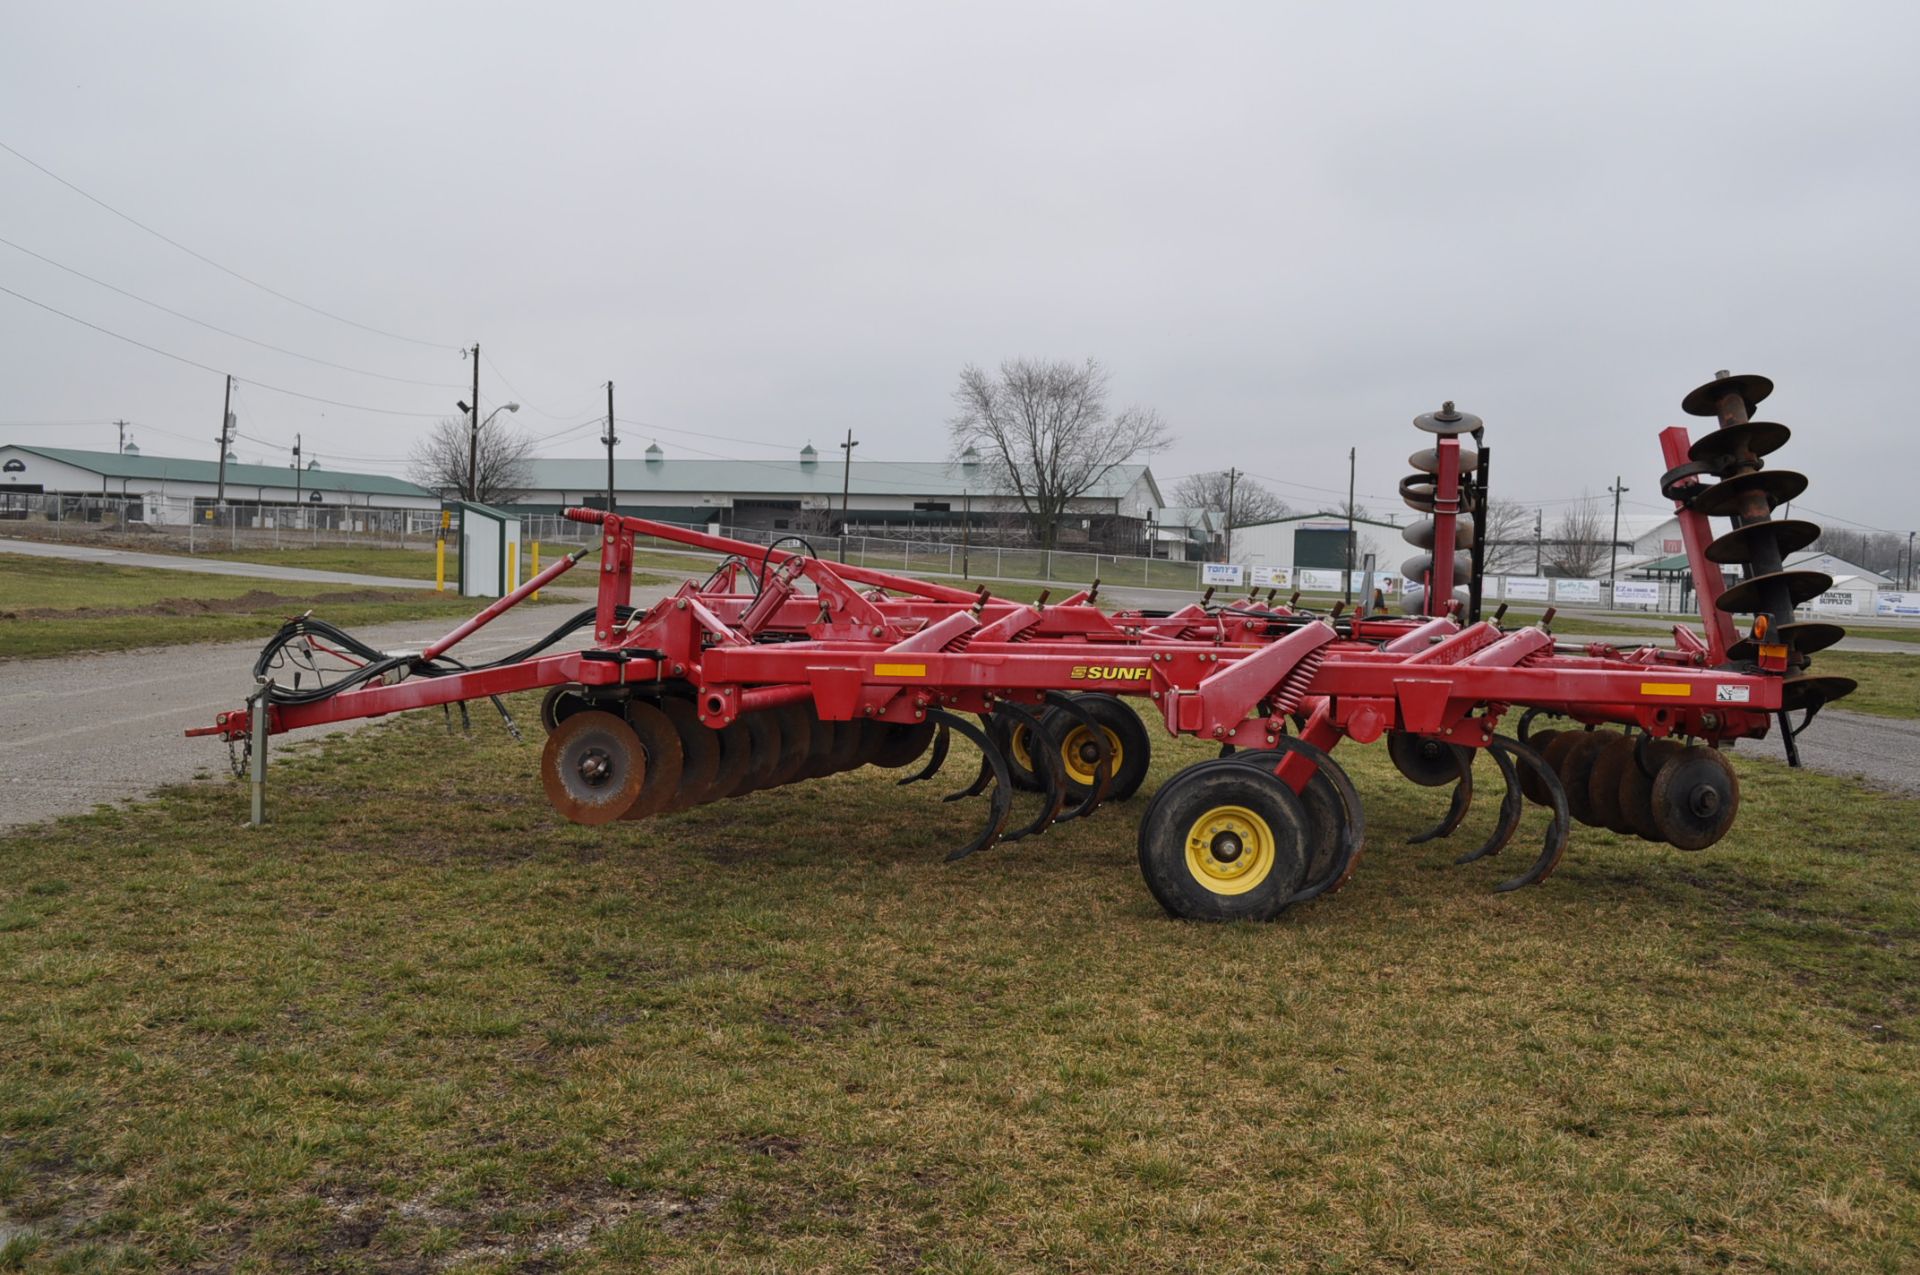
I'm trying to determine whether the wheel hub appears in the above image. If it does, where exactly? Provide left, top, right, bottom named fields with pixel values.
left=1184, top=805, right=1276, bottom=893
left=1210, top=830, right=1244, bottom=862
left=577, top=749, right=612, bottom=786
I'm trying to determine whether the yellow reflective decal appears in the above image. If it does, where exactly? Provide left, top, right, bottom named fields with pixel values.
left=1639, top=682, right=1692, bottom=697
left=874, top=662, right=927, bottom=678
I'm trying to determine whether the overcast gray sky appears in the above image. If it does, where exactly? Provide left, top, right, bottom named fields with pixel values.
left=2, top=2, right=1915, bottom=534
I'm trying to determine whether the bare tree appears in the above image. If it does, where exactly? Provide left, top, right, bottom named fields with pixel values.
left=1545, top=496, right=1608, bottom=577
left=1173, top=471, right=1288, bottom=529
left=949, top=358, right=1172, bottom=551
left=1480, top=498, right=1538, bottom=574
left=409, top=416, right=535, bottom=506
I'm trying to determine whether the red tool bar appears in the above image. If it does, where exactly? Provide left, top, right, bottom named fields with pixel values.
left=1661, top=426, right=1738, bottom=663
left=421, top=548, right=586, bottom=662
left=563, top=507, right=984, bottom=604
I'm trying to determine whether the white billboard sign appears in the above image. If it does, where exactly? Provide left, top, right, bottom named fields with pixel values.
left=1555, top=578, right=1602, bottom=605
left=1874, top=591, right=1920, bottom=618
left=1298, top=568, right=1346, bottom=592
left=1611, top=580, right=1662, bottom=607
left=1810, top=589, right=1863, bottom=615
left=1250, top=566, right=1292, bottom=589
left=1201, top=562, right=1244, bottom=587
left=1505, top=576, right=1550, bottom=601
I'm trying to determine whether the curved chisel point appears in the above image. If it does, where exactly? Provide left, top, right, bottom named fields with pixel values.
left=994, top=703, right=1066, bottom=840
left=897, top=722, right=951, bottom=786
left=1407, top=748, right=1474, bottom=845
left=944, top=712, right=1000, bottom=802
left=1455, top=743, right=1522, bottom=864
left=1489, top=734, right=1570, bottom=891
left=923, top=709, right=1013, bottom=862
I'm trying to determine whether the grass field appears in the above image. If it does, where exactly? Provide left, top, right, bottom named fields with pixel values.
left=0, top=554, right=514, bottom=661
left=1814, top=651, right=1920, bottom=719
left=2, top=699, right=1917, bottom=1271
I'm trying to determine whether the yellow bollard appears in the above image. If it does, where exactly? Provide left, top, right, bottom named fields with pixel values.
left=435, top=538, right=445, bottom=592
left=508, top=548, right=519, bottom=595
left=531, top=541, right=541, bottom=601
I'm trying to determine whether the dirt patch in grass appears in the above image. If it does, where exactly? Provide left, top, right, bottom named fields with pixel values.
left=0, top=586, right=418, bottom=623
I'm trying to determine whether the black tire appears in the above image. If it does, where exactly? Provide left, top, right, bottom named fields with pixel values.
left=1217, top=749, right=1346, bottom=893
left=1063, top=694, right=1153, bottom=801
left=1137, top=760, right=1311, bottom=922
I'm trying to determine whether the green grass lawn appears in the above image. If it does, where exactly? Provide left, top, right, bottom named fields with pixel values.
left=1814, top=651, right=1920, bottom=719
left=2, top=700, right=1917, bottom=1271
left=0, top=554, right=514, bottom=660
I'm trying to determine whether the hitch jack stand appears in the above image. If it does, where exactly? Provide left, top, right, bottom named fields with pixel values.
left=249, top=678, right=271, bottom=827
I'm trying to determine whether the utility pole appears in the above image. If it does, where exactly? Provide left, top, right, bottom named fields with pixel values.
left=1224, top=467, right=1239, bottom=563
left=467, top=343, right=481, bottom=502
left=215, top=374, right=233, bottom=510
left=1907, top=530, right=1916, bottom=591
left=1533, top=508, right=1544, bottom=575
left=1607, top=476, right=1630, bottom=595
left=115, top=419, right=129, bottom=454
left=837, top=429, right=858, bottom=562
left=961, top=489, right=971, bottom=579
left=1344, top=447, right=1357, bottom=603
left=602, top=381, right=617, bottom=513
left=292, top=432, right=303, bottom=518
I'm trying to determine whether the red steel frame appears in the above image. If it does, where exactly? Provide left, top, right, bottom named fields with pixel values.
left=193, top=422, right=1785, bottom=787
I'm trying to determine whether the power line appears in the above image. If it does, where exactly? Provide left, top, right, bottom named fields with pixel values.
left=0, top=136, right=455, bottom=351
left=0, top=282, right=446, bottom=418
left=0, top=233, right=462, bottom=389
left=478, top=350, right=603, bottom=422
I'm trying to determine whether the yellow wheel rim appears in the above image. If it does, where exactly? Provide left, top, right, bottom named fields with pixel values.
left=1184, top=804, right=1276, bottom=895
left=1059, top=725, right=1123, bottom=788
left=1009, top=723, right=1034, bottom=771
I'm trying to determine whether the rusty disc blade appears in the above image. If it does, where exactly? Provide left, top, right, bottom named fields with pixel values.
left=1586, top=734, right=1640, bottom=836
left=1650, top=746, right=1740, bottom=851
left=1556, top=732, right=1610, bottom=827
left=824, top=717, right=865, bottom=774
left=653, top=697, right=719, bottom=811
left=768, top=703, right=813, bottom=787
left=871, top=719, right=938, bottom=769
left=710, top=718, right=758, bottom=800
left=741, top=710, right=784, bottom=794
left=1716, top=569, right=1833, bottom=615
left=1519, top=730, right=1563, bottom=804
left=1681, top=372, right=1773, bottom=419
left=619, top=699, right=686, bottom=821
left=1618, top=738, right=1686, bottom=841
left=1688, top=469, right=1808, bottom=518
left=798, top=713, right=838, bottom=780
left=1388, top=730, right=1467, bottom=788
left=541, top=710, right=646, bottom=826
left=1705, top=518, right=1821, bottom=566
left=1688, top=420, right=1791, bottom=468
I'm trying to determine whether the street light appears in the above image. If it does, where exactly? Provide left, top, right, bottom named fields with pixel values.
left=455, top=400, right=518, bottom=501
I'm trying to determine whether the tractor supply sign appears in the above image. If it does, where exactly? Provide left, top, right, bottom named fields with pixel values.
left=1876, top=591, right=1920, bottom=617
left=1811, top=590, right=1862, bottom=614
left=1612, top=580, right=1662, bottom=607
left=1202, top=563, right=1244, bottom=587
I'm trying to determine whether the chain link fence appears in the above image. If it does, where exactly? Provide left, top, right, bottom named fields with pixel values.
left=0, top=491, right=442, bottom=554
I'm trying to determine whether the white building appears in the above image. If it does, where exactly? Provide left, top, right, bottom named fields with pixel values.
left=513, top=443, right=1164, bottom=553
left=1228, top=513, right=1408, bottom=585
left=0, top=444, right=440, bottom=526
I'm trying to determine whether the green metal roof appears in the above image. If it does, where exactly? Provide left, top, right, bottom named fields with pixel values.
left=521, top=455, right=1158, bottom=503
left=2, top=445, right=436, bottom=499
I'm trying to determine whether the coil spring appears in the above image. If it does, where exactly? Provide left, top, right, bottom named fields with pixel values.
left=1272, top=647, right=1327, bottom=716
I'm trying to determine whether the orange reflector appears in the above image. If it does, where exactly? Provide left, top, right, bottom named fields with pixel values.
left=1752, top=614, right=1770, bottom=640
left=1758, top=643, right=1790, bottom=671
left=1639, top=682, right=1692, bottom=698
left=874, top=662, right=927, bottom=678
